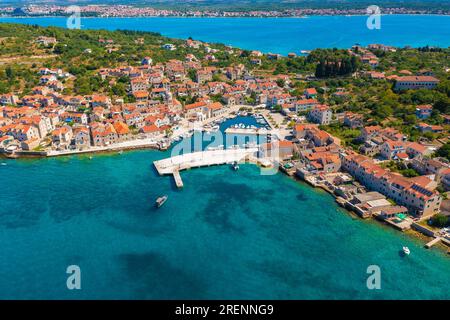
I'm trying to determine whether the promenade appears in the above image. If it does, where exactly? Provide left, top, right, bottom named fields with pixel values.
left=46, top=136, right=162, bottom=157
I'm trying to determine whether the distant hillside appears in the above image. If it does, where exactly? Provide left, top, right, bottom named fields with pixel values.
left=1, top=0, right=450, bottom=11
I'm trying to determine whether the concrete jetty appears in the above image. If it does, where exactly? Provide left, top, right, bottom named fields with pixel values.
left=173, top=170, right=184, bottom=188
left=425, top=237, right=441, bottom=249
left=154, top=148, right=259, bottom=186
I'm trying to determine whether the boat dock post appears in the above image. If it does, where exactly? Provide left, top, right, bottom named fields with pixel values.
left=173, top=170, right=184, bottom=188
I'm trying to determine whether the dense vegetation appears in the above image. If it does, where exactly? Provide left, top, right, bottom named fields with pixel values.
left=437, top=142, right=450, bottom=161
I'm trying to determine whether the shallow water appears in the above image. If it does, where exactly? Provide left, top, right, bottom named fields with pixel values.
left=0, top=149, right=449, bottom=299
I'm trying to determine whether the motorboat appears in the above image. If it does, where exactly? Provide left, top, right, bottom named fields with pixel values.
left=155, top=195, right=168, bottom=208
left=402, top=246, right=410, bottom=255
left=232, top=161, right=239, bottom=171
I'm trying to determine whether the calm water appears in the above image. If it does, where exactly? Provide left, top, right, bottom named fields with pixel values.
left=1, top=15, right=449, bottom=54
left=1, top=147, right=450, bottom=299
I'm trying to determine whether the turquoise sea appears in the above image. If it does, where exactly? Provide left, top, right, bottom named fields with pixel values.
left=1, top=147, right=450, bottom=299
left=0, top=15, right=449, bottom=54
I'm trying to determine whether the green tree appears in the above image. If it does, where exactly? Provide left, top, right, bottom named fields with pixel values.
left=431, top=214, right=449, bottom=228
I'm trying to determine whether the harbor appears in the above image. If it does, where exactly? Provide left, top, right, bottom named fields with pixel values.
left=153, top=147, right=260, bottom=186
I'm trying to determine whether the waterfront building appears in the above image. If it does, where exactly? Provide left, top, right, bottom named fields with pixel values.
left=379, top=206, right=408, bottom=219
left=73, top=126, right=91, bottom=150
left=341, top=153, right=442, bottom=218
left=52, top=125, right=73, bottom=149
left=139, top=124, right=168, bottom=138
left=9, top=124, right=40, bottom=142
left=303, top=149, right=341, bottom=173
left=113, top=121, right=131, bottom=142
left=260, top=140, right=294, bottom=160
left=90, top=123, right=118, bottom=146
left=184, top=101, right=209, bottom=120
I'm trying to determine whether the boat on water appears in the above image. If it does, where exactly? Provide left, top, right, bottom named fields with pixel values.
left=1, top=163, right=7, bottom=166
left=232, top=161, right=239, bottom=171
left=118, top=150, right=123, bottom=155
left=155, top=195, right=168, bottom=208
left=402, top=246, right=410, bottom=255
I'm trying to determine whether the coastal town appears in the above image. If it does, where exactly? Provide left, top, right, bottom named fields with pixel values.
left=1, top=4, right=449, bottom=17
left=0, top=23, right=449, bottom=252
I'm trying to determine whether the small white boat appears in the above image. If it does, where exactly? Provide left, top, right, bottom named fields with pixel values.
left=118, top=150, right=123, bottom=155
left=232, top=161, right=239, bottom=171
left=402, top=246, right=410, bottom=255
left=155, top=195, right=168, bottom=208
left=89, top=156, right=93, bottom=160
left=1, top=163, right=6, bottom=166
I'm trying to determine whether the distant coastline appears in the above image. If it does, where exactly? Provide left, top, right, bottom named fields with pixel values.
left=1, top=4, right=450, bottom=18
left=3, top=13, right=450, bottom=18
left=1, top=13, right=450, bottom=18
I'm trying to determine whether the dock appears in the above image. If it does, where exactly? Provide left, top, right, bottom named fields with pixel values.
left=154, top=148, right=259, bottom=186
left=173, top=170, right=184, bottom=188
left=425, top=237, right=442, bottom=249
